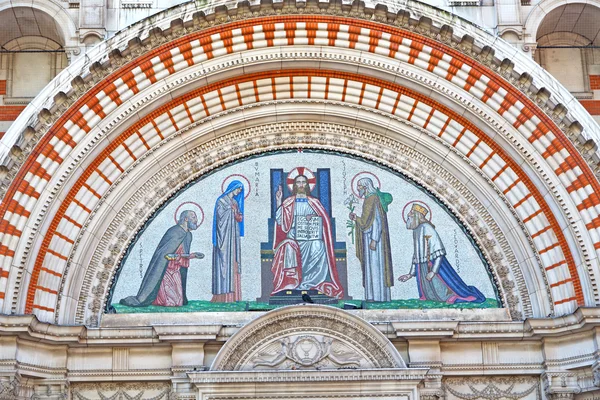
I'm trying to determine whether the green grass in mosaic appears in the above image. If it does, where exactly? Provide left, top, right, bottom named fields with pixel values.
left=111, top=298, right=500, bottom=313
left=363, top=298, right=500, bottom=309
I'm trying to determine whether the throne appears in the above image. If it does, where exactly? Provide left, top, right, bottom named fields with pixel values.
left=257, top=168, right=350, bottom=304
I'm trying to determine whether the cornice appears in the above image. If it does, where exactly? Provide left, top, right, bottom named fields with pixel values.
left=0, top=308, right=599, bottom=344
left=67, top=368, right=173, bottom=380
left=153, top=325, right=222, bottom=341
left=442, top=363, right=543, bottom=370
left=8, top=360, right=68, bottom=378
left=544, top=352, right=597, bottom=368
left=524, top=307, right=600, bottom=335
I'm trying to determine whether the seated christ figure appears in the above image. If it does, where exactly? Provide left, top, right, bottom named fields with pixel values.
left=271, top=174, right=344, bottom=299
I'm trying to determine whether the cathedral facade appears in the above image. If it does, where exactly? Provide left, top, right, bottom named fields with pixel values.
left=0, top=0, right=599, bottom=399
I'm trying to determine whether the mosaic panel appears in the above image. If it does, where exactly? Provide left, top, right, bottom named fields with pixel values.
left=108, top=151, right=500, bottom=312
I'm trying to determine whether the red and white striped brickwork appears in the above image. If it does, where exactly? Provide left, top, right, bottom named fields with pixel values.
left=0, top=16, right=596, bottom=321
left=0, top=81, right=26, bottom=140
left=581, top=75, right=600, bottom=118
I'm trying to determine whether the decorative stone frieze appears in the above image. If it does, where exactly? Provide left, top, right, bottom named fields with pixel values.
left=189, top=368, right=427, bottom=400
left=444, top=377, right=540, bottom=400
left=71, top=382, right=173, bottom=400
left=0, top=377, right=17, bottom=400
left=248, top=335, right=367, bottom=370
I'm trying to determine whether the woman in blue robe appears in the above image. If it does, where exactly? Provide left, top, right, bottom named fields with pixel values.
left=211, top=180, right=244, bottom=302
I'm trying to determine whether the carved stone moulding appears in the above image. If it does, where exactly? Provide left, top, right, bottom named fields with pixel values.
left=77, top=121, right=528, bottom=328
left=189, top=368, right=427, bottom=400
left=28, top=55, right=550, bottom=322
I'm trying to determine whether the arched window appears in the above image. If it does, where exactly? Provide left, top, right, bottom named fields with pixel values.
left=534, top=4, right=600, bottom=97
left=0, top=7, right=69, bottom=134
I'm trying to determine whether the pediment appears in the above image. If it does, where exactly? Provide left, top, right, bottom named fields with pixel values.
left=211, top=305, right=406, bottom=371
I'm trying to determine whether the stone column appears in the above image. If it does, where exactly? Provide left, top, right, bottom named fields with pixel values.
left=408, top=339, right=443, bottom=400
left=171, top=343, right=207, bottom=400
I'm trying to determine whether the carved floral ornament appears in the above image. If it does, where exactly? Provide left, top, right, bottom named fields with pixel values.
left=248, top=334, right=367, bottom=370
left=75, top=121, right=530, bottom=327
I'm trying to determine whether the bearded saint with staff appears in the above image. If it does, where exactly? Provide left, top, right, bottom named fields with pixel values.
left=349, top=176, right=394, bottom=302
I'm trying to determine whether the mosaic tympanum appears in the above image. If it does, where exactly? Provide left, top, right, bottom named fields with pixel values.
left=108, top=151, right=499, bottom=313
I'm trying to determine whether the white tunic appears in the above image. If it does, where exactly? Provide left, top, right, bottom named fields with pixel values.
left=276, top=198, right=330, bottom=290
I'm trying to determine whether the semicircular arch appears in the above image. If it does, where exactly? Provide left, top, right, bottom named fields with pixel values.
left=0, top=0, right=599, bottom=326
left=0, top=1, right=78, bottom=48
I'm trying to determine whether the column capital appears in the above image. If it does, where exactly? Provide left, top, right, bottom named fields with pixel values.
left=592, top=360, right=600, bottom=388
left=522, top=42, right=538, bottom=58
left=420, top=392, right=444, bottom=400
left=542, top=371, right=580, bottom=400
left=64, top=47, right=83, bottom=64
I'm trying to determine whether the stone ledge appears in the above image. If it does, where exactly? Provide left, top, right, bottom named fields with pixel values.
left=1, top=307, right=599, bottom=344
